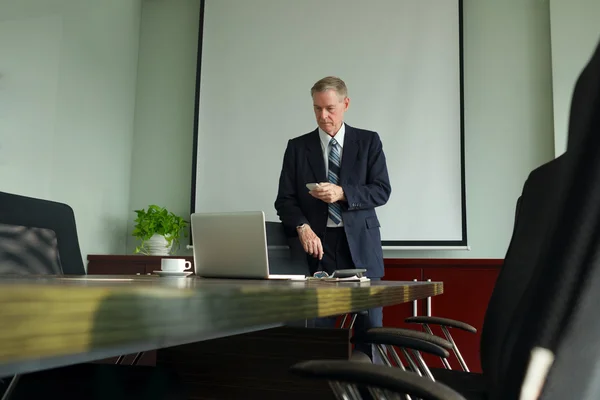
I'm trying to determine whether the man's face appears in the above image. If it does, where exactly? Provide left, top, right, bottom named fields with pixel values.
left=313, top=89, right=350, bottom=136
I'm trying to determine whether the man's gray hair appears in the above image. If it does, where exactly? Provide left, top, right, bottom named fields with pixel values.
left=310, top=76, right=348, bottom=99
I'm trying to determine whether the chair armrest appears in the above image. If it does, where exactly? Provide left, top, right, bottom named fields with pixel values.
left=405, top=316, right=477, bottom=333
left=360, top=327, right=454, bottom=350
left=353, top=327, right=453, bottom=358
left=290, top=360, right=467, bottom=400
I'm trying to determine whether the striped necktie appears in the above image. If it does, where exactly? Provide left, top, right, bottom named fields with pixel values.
left=328, top=138, right=342, bottom=225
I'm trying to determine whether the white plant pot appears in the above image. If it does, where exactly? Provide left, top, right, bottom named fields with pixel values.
left=145, top=234, right=172, bottom=256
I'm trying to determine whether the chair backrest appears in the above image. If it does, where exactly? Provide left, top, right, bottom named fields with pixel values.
left=503, top=36, right=600, bottom=399
left=0, top=191, right=85, bottom=275
left=265, top=221, right=311, bottom=275
left=479, top=154, right=567, bottom=390
left=0, top=223, right=63, bottom=275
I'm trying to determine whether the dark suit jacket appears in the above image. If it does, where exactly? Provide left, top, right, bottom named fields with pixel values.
left=274, top=124, right=392, bottom=278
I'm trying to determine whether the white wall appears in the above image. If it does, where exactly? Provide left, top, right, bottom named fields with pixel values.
left=549, top=0, right=600, bottom=156
left=2, top=0, right=584, bottom=261
left=126, top=0, right=200, bottom=254
left=0, top=0, right=142, bottom=261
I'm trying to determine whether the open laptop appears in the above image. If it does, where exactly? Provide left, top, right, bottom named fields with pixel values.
left=190, top=211, right=306, bottom=280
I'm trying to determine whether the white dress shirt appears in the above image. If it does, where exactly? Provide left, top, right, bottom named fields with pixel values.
left=318, top=123, right=346, bottom=227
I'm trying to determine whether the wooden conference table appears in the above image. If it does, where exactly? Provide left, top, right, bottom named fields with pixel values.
left=0, top=275, right=443, bottom=397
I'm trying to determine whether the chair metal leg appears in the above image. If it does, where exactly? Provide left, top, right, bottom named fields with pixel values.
left=340, top=314, right=349, bottom=328
left=330, top=381, right=363, bottom=400
left=421, top=323, right=435, bottom=337
left=348, top=314, right=358, bottom=329
left=398, top=347, right=422, bottom=377
left=386, top=345, right=409, bottom=371
left=441, top=357, right=453, bottom=370
left=338, top=313, right=359, bottom=330
left=441, top=326, right=470, bottom=372
left=369, top=386, right=404, bottom=400
left=1, top=375, right=20, bottom=400
left=422, top=323, right=455, bottom=370
left=131, top=352, right=144, bottom=365
left=328, top=381, right=346, bottom=400
left=345, top=383, right=364, bottom=400
left=376, top=345, right=394, bottom=368
left=411, top=349, right=435, bottom=381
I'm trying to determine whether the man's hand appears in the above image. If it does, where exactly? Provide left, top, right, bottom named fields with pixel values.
left=310, top=182, right=345, bottom=204
left=297, top=224, right=323, bottom=260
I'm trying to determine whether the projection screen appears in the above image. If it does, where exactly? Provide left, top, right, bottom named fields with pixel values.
left=191, top=0, right=466, bottom=249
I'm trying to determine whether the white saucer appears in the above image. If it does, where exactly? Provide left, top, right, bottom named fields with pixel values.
left=153, top=270, right=193, bottom=278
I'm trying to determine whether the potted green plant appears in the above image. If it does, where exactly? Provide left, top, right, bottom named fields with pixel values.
left=132, top=205, right=188, bottom=256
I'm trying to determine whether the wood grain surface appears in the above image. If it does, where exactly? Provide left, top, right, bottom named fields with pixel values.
left=0, top=275, right=442, bottom=377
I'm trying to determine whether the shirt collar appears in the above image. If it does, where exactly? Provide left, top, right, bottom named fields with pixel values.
left=318, top=122, right=346, bottom=148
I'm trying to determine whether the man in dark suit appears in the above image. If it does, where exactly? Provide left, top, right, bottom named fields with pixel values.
left=274, top=76, right=392, bottom=360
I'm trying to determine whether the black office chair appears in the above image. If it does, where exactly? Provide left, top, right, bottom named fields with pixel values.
left=0, top=191, right=87, bottom=399
left=0, top=191, right=85, bottom=275
left=297, top=33, right=600, bottom=400
left=0, top=192, right=184, bottom=399
left=266, top=221, right=311, bottom=276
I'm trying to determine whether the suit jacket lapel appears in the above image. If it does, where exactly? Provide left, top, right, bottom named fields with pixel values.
left=340, top=125, right=358, bottom=183
left=306, top=130, right=327, bottom=182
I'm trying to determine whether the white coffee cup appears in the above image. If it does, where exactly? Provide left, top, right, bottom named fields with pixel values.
left=161, top=258, right=192, bottom=272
